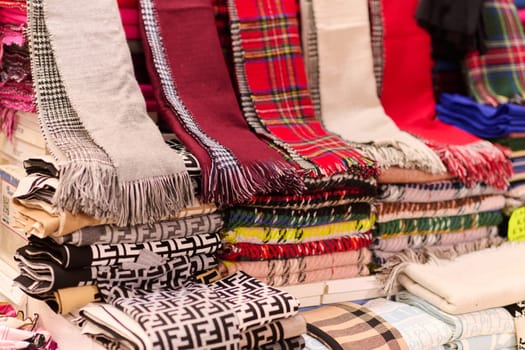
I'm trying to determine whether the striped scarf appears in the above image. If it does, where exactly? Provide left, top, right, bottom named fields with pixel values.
left=228, top=0, right=377, bottom=182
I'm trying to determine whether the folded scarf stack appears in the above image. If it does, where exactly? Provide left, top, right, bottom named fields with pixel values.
left=372, top=181, right=506, bottom=264
left=80, top=271, right=306, bottom=350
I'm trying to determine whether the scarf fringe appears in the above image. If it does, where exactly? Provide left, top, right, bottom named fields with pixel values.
left=203, top=160, right=305, bottom=205
left=359, top=140, right=446, bottom=174
left=377, top=235, right=506, bottom=296
left=55, top=162, right=195, bottom=226
left=426, top=140, right=512, bottom=190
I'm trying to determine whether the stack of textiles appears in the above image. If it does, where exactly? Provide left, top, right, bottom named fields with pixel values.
left=0, top=302, right=57, bottom=349
left=11, top=142, right=223, bottom=316
left=202, top=0, right=381, bottom=287
left=75, top=271, right=306, bottom=349
left=372, top=181, right=506, bottom=264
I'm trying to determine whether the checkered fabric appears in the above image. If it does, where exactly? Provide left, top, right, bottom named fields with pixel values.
left=228, top=0, right=377, bottom=180
left=465, top=0, right=525, bottom=106
left=301, top=302, right=408, bottom=350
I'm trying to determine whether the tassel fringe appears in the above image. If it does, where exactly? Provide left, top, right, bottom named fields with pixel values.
left=0, top=106, right=17, bottom=141
left=202, top=160, right=305, bottom=205
left=427, top=140, right=513, bottom=190
left=55, top=161, right=195, bottom=226
left=377, top=235, right=506, bottom=296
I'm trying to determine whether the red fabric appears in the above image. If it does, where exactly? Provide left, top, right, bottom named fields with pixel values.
left=140, top=0, right=303, bottom=203
left=520, top=8, right=525, bottom=24
left=0, top=7, right=26, bottom=25
left=119, top=8, right=138, bottom=24
left=117, top=0, right=138, bottom=8
left=380, top=0, right=480, bottom=145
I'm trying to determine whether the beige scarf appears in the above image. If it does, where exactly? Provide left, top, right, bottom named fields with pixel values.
left=301, top=0, right=446, bottom=173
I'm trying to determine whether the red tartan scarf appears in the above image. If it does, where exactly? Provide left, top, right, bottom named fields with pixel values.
left=228, top=0, right=377, bottom=181
left=376, top=0, right=512, bottom=189
left=139, top=0, right=304, bottom=204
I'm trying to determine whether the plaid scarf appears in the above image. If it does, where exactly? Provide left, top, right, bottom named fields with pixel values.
left=223, top=217, right=375, bottom=244
left=465, top=0, right=525, bottom=106
left=243, top=188, right=376, bottom=209
left=27, top=0, right=194, bottom=226
left=138, top=0, right=303, bottom=205
left=226, top=202, right=371, bottom=228
left=302, top=302, right=408, bottom=350
left=378, top=181, right=505, bottom=203
left=220, top=232, right=373, bottom=260
left=377, top=211, right=503, bottom=237
left=376, top=194, right=505, bottom=222
left=228, top=0, right=377, bottom=182
left=371, top=0, right=513, bottom=189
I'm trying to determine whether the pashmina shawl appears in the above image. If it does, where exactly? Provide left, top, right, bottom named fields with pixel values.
left=383, top=241, right=525, bottom=314
left=220, top=232, right=373, bottom=261
left=371, top=0, right=512, bottom=189
left=228, top=0, right=377, bottom=182
left=301, top=0, right=446, bottom=173
left=301, top=302, right=409, bottom=350
left=464, top=0, right=525, bottom=106
left=138, top=0, right=303, bottom=204
left=102, top=271, right=300, bottom=350
left=28, top=0, right=194, bottom=226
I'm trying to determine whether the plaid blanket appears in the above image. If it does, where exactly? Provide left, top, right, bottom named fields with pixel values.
left=376, top=194, right=505, bottom=222
left=138, top=0, right=303, bottom=205
left=378, top=181, right=505, bottom=203
left=465, top=0, right=525, bottom=106
left=228, top=0, right=377, bottom=181
left=371, top=0, right=512, bottom=189
left=242, top=188, right=375, bottom=209
left=220, top=232, right=373, bottom=260
left=223, top=217, right=375, bottom=244
left=227, top=202, right=371, bottom=228
left=377, top=211, right=503, bottom=237
left=302, top=302, right=408, bottom=350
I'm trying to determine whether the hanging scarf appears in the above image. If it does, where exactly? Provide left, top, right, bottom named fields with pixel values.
left=27, top=0, right=194, bottom=226
left=138, top=0, right=303, bottom=205
left=371, top=0, right=512, bottom=189
left=228, top=0, right=377, bottom=183
left=465, top=0, right=525, bottom=106
left=301, top=0, right=446, bottom=174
